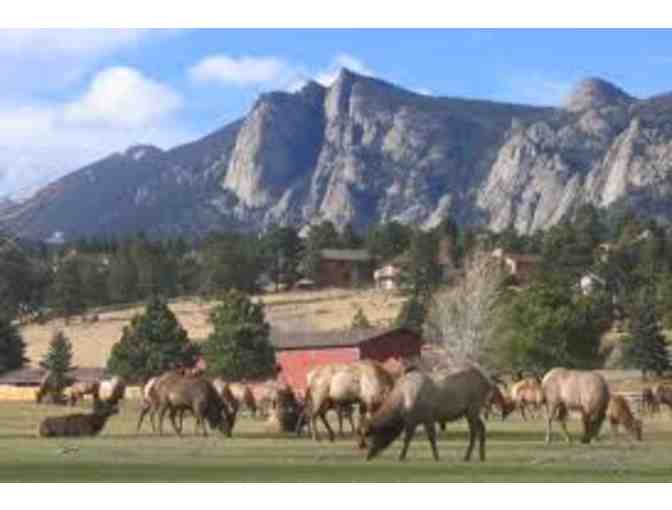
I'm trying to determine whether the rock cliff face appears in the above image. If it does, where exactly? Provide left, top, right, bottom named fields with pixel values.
left=3, top=69, right=672, bottom=241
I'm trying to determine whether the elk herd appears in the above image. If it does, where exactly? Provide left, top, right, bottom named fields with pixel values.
left=32, top=360, right=672, bottom=463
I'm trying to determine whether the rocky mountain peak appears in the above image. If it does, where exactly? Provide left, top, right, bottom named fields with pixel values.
left=565, top=77, right=635, bottom=112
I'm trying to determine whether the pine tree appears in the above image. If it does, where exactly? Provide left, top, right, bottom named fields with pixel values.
left=49, top=257, right=85, bottom=321
left=624, top=285, right=671, bottom=378
left=106, top=296, right=198, bottom=382
left=39, top=331, right=74, bottom=390
left=201, top=290, right=275, bottom=380
left=0, top=315, right=28, bottom=374
left=351, top=306, right=372, bottom=330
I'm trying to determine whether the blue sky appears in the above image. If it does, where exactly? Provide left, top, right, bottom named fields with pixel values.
left=2, top=28, right=672, bottom=199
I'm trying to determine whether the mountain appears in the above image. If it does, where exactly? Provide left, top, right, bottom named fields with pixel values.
left=3, top=69, right=672, bottom=241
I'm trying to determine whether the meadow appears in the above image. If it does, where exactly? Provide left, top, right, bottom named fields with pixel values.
left=19, top=289, right=405, bottom=368
left=1, top=399, right=671, bottom=482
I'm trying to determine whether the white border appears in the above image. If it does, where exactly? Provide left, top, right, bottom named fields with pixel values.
left=1, top=0, right=672, bottom=27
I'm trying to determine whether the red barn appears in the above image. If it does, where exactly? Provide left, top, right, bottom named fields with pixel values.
left=270, top=327, right=423, bottom=393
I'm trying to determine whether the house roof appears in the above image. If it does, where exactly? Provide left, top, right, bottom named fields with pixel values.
left=0, top=367, right=106, bottom=385
left=320, top=249, right=372, bottom=262
left=271, top=327, right=418, bottom=350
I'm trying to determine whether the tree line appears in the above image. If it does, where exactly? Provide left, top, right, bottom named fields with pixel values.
left=3, top=202, right=672, bottom=379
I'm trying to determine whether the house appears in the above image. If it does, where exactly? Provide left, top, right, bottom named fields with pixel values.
left=270, top=327, right=423, bottom=392
left=374, top=263, right=402, bottom=290
left=373, top=237, right=456, bottom=291
left=315, top=249, right=374, bottom=288
left=491, top=248, right=539, bottom=285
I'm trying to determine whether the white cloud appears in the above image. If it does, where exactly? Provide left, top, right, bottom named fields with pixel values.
left=412, top=87, right=434, bottom=96
left=0, top=67, right=191, bottom=199
left=64, top=67, right=182, bottom=127
left=189, top=55, right=290, bottom=86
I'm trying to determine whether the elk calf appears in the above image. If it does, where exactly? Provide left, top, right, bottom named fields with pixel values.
left=607, top=395, right=642, bottom=441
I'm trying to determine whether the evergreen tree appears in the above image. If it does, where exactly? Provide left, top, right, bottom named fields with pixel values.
left=39, top=331, right=74, bottom=390
left=623, top=285, right=671, bottom=378
left=341, top=223, right=363, bottom=249
left=365, top=221, right=412, bottom=262
left=49, top=257, right=85, bottom=321
left=0, top=315, right=28, bottom=374
left=200, top=232, right=264, bottom=295
left=201, top=290, right=275, bottom=380
left=0, top=236, right=50, bottom=318
left=106, top=296, right=198, bottom=382
left=399, top=230, right=441, bottom=302
left=302, top=221, right=342, bottom=280
left=107, top=244, right=138, bottom=303
left=263, top=225, right=303, bottom=291
left=351, top=306, right=372, bottom=330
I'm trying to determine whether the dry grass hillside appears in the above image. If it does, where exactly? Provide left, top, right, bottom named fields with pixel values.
left=19, top=288, right=405, bottom=368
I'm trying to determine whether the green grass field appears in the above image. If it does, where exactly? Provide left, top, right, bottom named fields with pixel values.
left=1, top=400, right=671, bottom=482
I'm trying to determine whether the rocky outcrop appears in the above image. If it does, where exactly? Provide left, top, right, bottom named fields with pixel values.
left=3, top=70, right=672, bottom=241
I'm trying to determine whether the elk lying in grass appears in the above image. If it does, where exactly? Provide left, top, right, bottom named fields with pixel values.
left=38, top=399, right=119, bottom=438
left=606, top=395, right=642, bottom=441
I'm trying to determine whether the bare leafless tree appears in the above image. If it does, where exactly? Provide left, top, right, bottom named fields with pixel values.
left=425, top=250, right=507, bottom=370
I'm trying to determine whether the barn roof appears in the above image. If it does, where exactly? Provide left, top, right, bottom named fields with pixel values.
left=319, top=249, right=372, bottom=262
left=270, top=327, right=418, bottom=350
left=0, top=366, right=106, bottom=385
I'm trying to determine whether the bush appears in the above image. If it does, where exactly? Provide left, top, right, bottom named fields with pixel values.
left=351, top=306, right=372, bottom=330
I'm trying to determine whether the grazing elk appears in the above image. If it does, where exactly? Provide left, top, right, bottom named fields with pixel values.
left=98, top=376, right=126, bottom=404
left=154, top=374, right=233, bottom=437
left=654, top=384, right=672, bottom=410
left=482, top=385, right=515, bottom=421
left=304, top=360, right=396, bottom=447
left=542, top=368, right=610, bottom=445
left=67, top=381, right=100, bottom=406
left=510, top=377, right=544, bottom=420
left=362, top=364, right=494, bottom=462
left=38, top=399, right=119, bottom=438
left=606, top=395, right=642, bottom=441
left=641, top=387, right=660, bottom=415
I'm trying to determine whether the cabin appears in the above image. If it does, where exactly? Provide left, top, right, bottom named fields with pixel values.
left=491, top=248, right=539, bottom=285
left=315, top=249, right=374, bottom=288
left=270, top=327, right=423, bottom=392
left=373, top=238, right=456, bottom=291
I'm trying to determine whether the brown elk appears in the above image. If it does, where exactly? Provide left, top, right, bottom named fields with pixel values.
left=303, top=360, right=396, bottom=447
left=98, top=376, right=126, bottom=404
left=39, top=399, right=119, bottom=438
left=154, top=374, right=233, bottom=437
left=362, top=364, right=494, bottom=462
left=482, top=385, right=515, bottom=421
left=641, top=387, right=660, bottom=415
left=606, top=395, right=642, bottom=441
left=67, top=381, right=100, bottom=406
left=510, top=377, right=544, bottom=420
left=542, top=368, right=610, bottom=444
left=654, top=384, right=672, bottom=410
